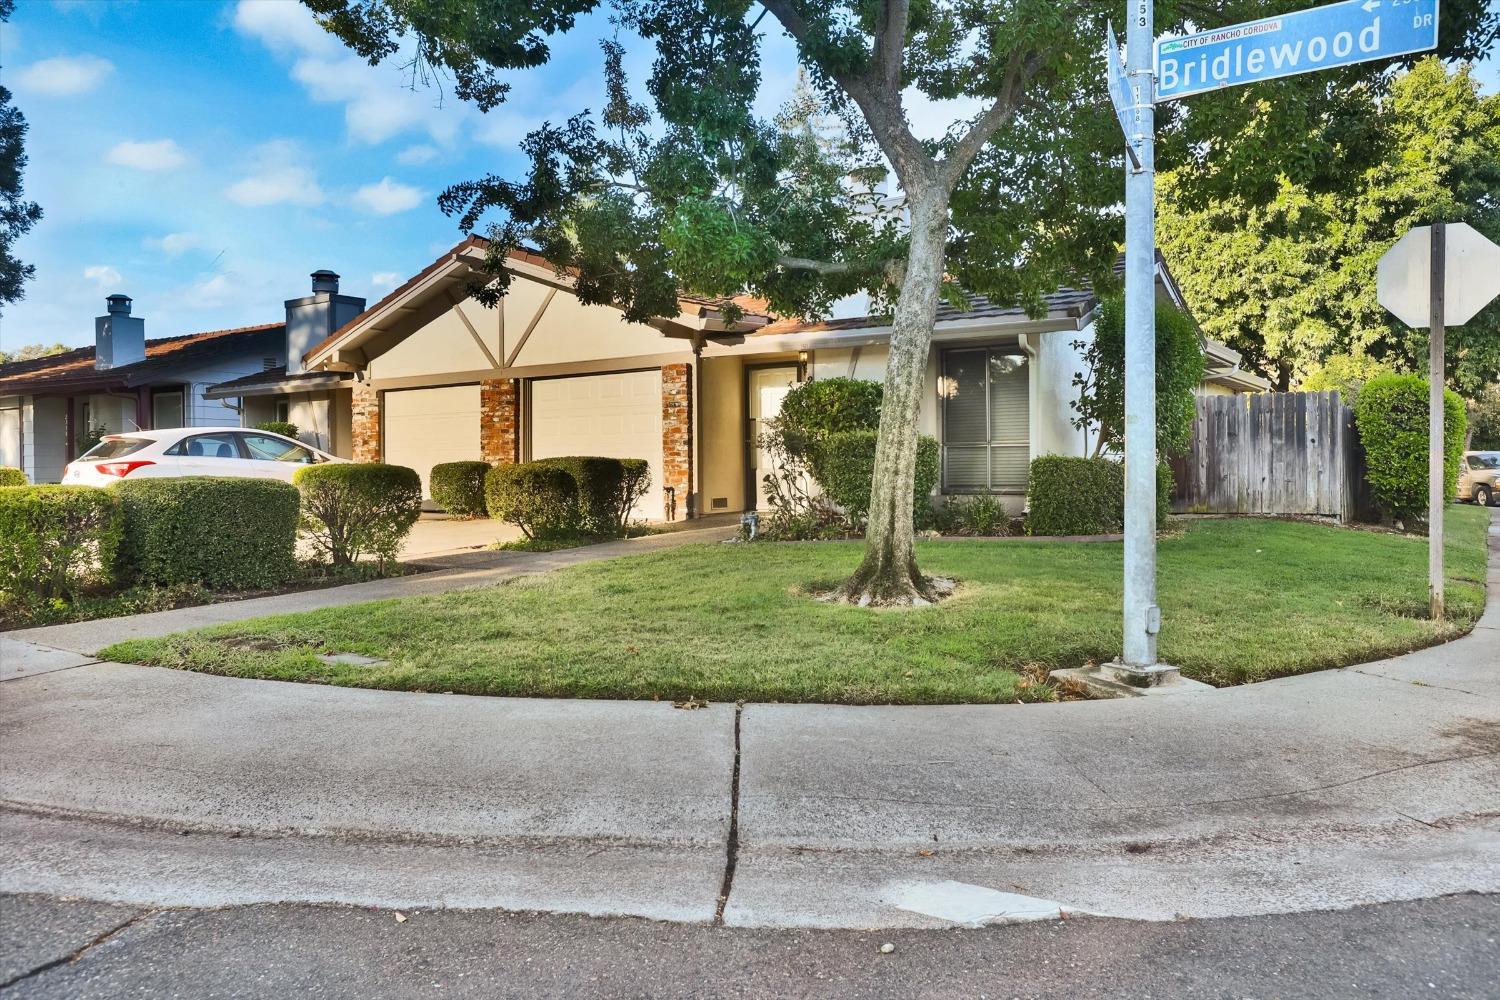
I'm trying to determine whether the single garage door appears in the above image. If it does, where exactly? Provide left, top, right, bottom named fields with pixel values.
left=530, top=370, right=664, bottom=522
left=383, top=384, right=481, bottom=502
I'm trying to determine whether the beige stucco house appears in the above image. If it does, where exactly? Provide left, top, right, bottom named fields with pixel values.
left=207, top=236, right=1267, bottom=519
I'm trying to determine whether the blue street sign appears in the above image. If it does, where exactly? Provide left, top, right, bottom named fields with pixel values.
left=1105, top=21, right=1144, bottom=170
left=1155, top=0, right=1440, bottom=102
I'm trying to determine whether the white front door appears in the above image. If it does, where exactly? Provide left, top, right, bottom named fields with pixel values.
left=530, top=370, right=665, bottom=521
left=0, top=404, right=19, bottom=471
left=748, top=366, right=800, bottom=510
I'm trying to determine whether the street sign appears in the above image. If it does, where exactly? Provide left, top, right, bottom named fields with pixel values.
left=1378, top=222, right=1500, bottom=327
left=1155, top=0, right=1440, bottom=102
left=1105, top=21, right=1144, bottom=170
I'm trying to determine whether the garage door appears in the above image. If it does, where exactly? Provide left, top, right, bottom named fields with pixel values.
left=383, top=385, right=481, bottom=501
left=530, top=370, right=664, bottom=522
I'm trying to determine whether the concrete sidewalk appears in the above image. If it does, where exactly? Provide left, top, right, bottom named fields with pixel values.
left=0, top=514, right=1495, bottom=929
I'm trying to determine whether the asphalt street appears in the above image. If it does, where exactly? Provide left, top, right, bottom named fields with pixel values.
left=2, top=892, right=1495, bottom=999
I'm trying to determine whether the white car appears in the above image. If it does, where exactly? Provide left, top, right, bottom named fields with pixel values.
left=62, top=427, right=344, bottom=487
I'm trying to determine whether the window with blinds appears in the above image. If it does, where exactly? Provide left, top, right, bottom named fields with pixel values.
left=940, top=348, right=1029, bottom=491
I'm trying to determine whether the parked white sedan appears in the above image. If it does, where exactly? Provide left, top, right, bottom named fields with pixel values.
left=62, top=427, right=344, bottom=486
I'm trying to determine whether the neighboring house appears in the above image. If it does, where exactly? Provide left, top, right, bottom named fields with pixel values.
left=0, top=272, right=366, bottom=483
left=233, top=236, right=1265, bottom=519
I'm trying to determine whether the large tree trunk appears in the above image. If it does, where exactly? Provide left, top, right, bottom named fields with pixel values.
left=834, top=186, right=950, bottom=606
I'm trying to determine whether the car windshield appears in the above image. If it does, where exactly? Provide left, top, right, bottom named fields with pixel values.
left=80, top=437, right=151, bottom=460
left=1469, top=453, right=1500, bottom=470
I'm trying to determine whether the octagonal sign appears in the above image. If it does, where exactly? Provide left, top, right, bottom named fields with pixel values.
left=1378, top=223, right=1500, bottom=328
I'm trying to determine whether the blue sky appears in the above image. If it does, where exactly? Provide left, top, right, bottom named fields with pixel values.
left=1, top=0, right=1496, bottom=350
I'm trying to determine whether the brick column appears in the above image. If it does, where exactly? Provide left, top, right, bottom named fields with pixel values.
left=351, top=382, right=381, bottom=463
left=480, top=378, right=520, bottom=465
left=661, top=362, right=693, bottom=520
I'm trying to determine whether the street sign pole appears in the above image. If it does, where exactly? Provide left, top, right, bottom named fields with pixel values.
left=1122, top=0, right=1163, bottom=673
left=1428, top=223, right=1445, bottom=619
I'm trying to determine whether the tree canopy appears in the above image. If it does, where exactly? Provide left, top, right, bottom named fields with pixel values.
left=0, top=0, right=44, bottom=309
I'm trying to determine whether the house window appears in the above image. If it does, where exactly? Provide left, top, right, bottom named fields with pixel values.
left=940, top=347, right=1029, bottom=492
left=274, top=398, right=290, bottom=423
left=152, top=389, right=185, bottom=430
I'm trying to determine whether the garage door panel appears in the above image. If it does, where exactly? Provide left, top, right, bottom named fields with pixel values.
left=531, top=370, right=664, bottom=522
left=384, top=385, right=482, bottom=501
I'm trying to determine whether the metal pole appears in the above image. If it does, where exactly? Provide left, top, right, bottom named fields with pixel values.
left=1122, top=0, right=1160, bottom=670
left=1428, top=223, right=1445, bottom=619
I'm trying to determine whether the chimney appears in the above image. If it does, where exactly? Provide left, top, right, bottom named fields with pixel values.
left=284, top=270, right=366, bottom=374
left=95, top=294, right=146, bottom=370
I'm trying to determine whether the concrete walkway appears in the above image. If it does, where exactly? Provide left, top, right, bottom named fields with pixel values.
left=0, top=514, right=1495, bottom=929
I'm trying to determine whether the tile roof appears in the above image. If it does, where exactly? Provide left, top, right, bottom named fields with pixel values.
left=753, top=286, right=1098, bottom=337
left=0, top=323, right=285, bottom=395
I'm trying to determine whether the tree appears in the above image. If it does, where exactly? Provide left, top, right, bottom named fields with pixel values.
left=304, top=0, right=1499, bottom=604
left=1469, top=385, right=1500, bottom=451
left=1158, top=59, right=1500, bottom=395
left=0, top=343, right=68, bottom=366
left=0, top=0, right=43, bottom=308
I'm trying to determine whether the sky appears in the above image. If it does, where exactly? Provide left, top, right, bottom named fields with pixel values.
left=1, top=0, right=1497, bottom=351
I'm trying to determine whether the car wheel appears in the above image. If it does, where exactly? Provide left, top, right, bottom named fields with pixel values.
left=1476, top=484, right=1495, bottom=507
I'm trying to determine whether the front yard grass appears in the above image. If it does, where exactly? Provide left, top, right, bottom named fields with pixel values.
left=104, top=508, right=1492, bottom=705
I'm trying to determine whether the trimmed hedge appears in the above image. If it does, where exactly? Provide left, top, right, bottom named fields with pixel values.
left=294, top=463, right=422, bottom=570
left=485, top=461, right=579, bottom=540
left=809, top=430, right=940, bottom=526
left=1025, top=456, right=1125, bottom=536
left=0, top=466, right=27, bottom=487
left=777, top=377, right=883, bottom=461
left=0, top=486, right=122, bottom=600
left=430, top=461, right=491, bottom=517
left=114, top=477, right=299, bottom=589
left=254, top=420, right=300, bottom=440
left=1354, top=374, right=1467, bottom=523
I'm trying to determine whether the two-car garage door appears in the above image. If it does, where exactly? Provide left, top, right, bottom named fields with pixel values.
left=530, top=370, right=664, bottom=522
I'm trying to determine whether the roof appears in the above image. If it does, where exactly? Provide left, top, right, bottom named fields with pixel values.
left=0, top=323, right=285, bottom=396
left=753, top=287, right=1097, bottom=337
left=202, top=366, right=354, bottom=400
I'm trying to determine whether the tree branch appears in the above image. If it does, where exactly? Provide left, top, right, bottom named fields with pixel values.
left=940, top=53, right=1045, bottom=189
left=871, top=0, right=909, bottom=93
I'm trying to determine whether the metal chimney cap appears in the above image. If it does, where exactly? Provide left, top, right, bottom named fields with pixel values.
left=105, top=294, right=132, bottom=314
left=310, top=270, right=340, bottom=293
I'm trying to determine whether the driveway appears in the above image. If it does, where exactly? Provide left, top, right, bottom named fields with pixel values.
left=401, top=514, right=524, bottom=559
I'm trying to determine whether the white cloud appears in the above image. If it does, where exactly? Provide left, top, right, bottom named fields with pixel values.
left=231, top=0, right=341, bottom=57
left=84, top=265, right=123, bottom=291
left=189, top=273, right=236, bottom=308
left=353, top=177, right=424, bottom=215
left=13, top=54, right=114, bottom=96
left=145, top=232, right=199, bottom=256
left=225, top=141, right=325, bottom=207
left=370, top=271, right=402, bottom=291
left=396, top=144, right=439, bottom=166
left=106, top=139, right=190, bottom=171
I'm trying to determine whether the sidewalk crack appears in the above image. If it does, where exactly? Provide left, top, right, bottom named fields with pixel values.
left=0, top=909, right=154, bottom=992
left=713, top=702, right=743, bottom=927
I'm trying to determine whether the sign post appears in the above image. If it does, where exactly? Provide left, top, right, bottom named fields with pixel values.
left=1377, top=221, right=1500, bottom=618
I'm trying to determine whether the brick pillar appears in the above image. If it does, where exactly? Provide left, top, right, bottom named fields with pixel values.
left=480, top=378, right=520, bottom=465
left=351, top=382, right=381, bottom=463
left=661, top=362, right=693, bottom=520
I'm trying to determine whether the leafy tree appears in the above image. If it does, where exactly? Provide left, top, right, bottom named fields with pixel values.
left=0, top=0, right=42, bottom=309
left=1299, top=353, right=1398, bottom=407
left=1158, top=59, right=1500, bottom=395
left=1468, top=385, right=1500, bottom=451
left=1071, top=296, right=1203, bottom=460
left=0, top=342, right=68, bottom=366
left=303, top=0, right=1498, bottom=604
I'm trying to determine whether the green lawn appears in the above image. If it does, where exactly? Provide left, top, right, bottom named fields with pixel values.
left=104, top=508, right=1492, bottom=705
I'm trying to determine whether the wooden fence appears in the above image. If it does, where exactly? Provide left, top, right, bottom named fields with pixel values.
left=1169, top=391, right=1369, bottom=521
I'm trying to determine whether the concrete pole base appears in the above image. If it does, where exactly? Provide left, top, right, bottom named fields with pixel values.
left=1049, top=659, right=1213, bottom=699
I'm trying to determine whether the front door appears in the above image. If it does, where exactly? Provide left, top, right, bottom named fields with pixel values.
left=747, top=366, right=799, bottom=510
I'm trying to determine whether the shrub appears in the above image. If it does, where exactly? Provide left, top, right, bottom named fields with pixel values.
left=254, top=420, right=300, bottom=439
left=1025, top=456, right=1125, bottom=536
left=940, top=494, right=1011, bottom=536
left=0, top=486, right=122, bottom=600
left=0, top=467, right=26, bottom=487
left=541, top=456, right=630, bottom=535
left=429, top=461, right=491, bottom=517
left=485, top=461, right=579, bottom=540
left=776, top=377, right=883, bottom=461
left=1354, top=374, right=1466, bottom=523
left=809, top=429, right=940, bottom=528
left=1157, top=461, right=1174, bottom=530
left=294, top=463, right=422, bottom=570
left=114, top=478, right=299, bottom=589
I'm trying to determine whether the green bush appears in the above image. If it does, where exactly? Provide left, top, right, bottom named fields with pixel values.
left=939, top=494, right=1011, bottom=536
left=114, top=478, right=299, bottom=589
left=776, top=377, right=883, bottom=461
left=1354, top=374, right=1466, bottom=522
left=809, top=430, right=940, bottom=527
left=0, top=467, right=26, bottom=487
left=1157, top=461, right=1174, bottom=530
left=0, top=486, right=122, bottom=600
left=485, top=461, right=579, bottom=540
left=429, top=461, right=491, bottom=517
left=254, top=420, right=300, bottom=439
left=294, top=463, right=422, bottom=570
left=1025, top=456, right=1125, bottom=536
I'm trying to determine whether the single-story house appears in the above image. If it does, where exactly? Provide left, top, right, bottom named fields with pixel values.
left=212, top=236, right=1266, bottom=518
left=0, top=272, right=367, bottom=483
